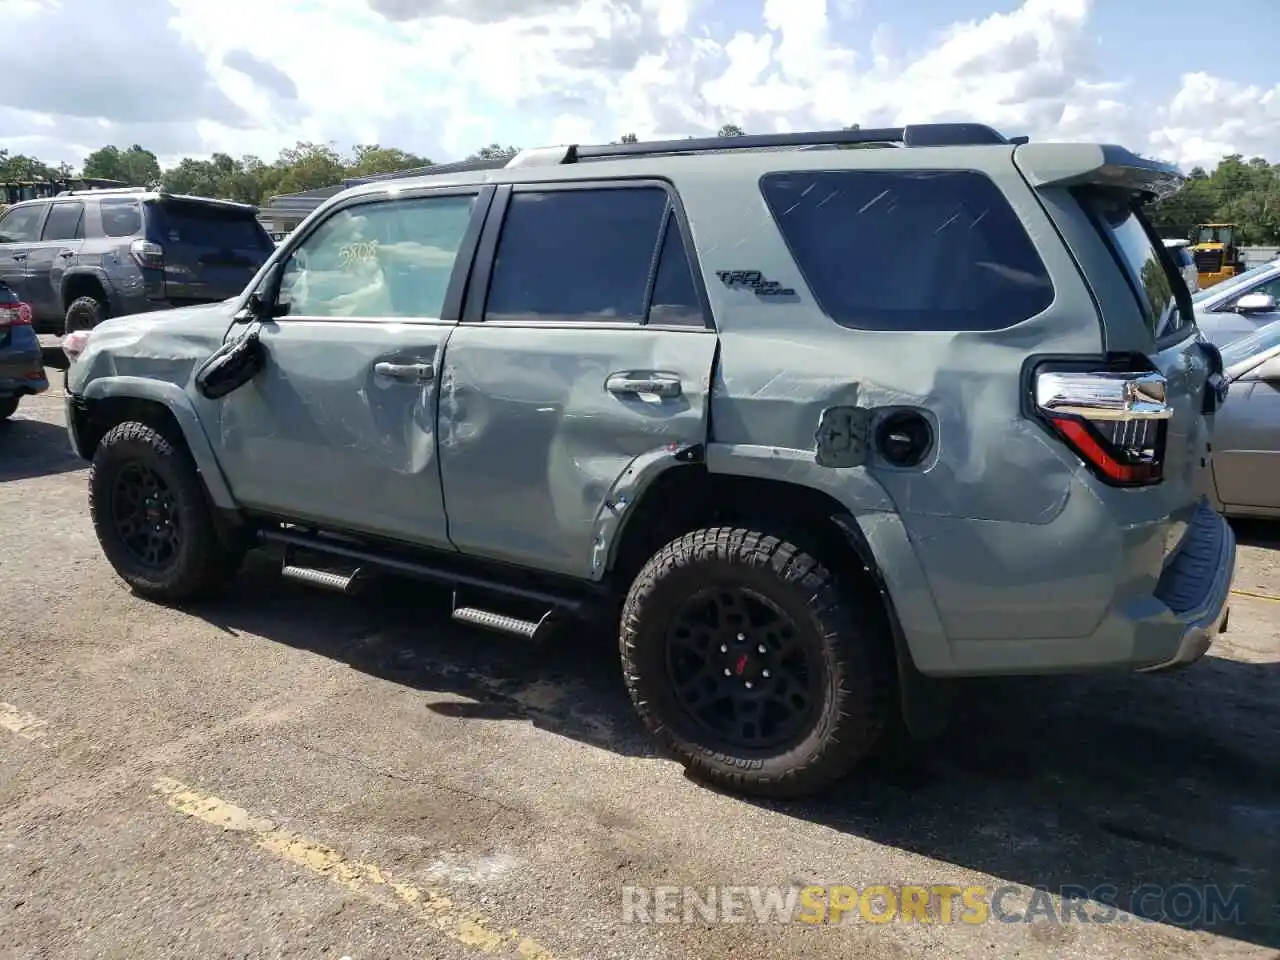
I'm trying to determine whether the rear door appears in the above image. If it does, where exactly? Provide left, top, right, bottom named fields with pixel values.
left=213, top=186, right=489, bottom=549
left=147, top=198, right=276, bottom=303
left=437, top=181, right=718, bottom=579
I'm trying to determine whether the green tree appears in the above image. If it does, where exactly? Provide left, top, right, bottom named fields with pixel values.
left=0, top=149, right=58, bottom=182
left=717, top=123, right=745, bottom=137
left=82, top=144, right=161, bottom=186
left=467, top=143, right=520, bottom=162
left=346, top=144, right=429, bottom=179
left=619, top=132, right=638, bottom=143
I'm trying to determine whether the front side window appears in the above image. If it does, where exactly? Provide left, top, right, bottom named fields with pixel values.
left=0, top=204, right=47, bottom=243
left=276, top=194, right=477, bottom=319
left=42, top=202, right=84, bottom=241
left=484, top=187, right=699, bottom=325
left=760, top=170, right=1055, bottom=332
left=1080, top=189, right=1192, bottom=340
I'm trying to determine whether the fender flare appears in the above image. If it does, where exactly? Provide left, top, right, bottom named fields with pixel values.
left=60, top=267, right=115, bottom=311
left=80, top=376, right=237, bottom=509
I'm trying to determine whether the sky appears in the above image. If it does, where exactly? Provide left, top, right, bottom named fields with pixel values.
left=0, top=0, right=1276, bottom=175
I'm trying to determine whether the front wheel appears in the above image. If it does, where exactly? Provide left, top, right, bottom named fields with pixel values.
left=619, top=527, right=895, bottom=799
left=88, top=421, right=244, bottom=602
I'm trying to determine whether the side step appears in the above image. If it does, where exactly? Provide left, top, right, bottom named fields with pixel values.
left=451, top=590, right=556, bottom=641
left=281, top=563, right=361, bottom=593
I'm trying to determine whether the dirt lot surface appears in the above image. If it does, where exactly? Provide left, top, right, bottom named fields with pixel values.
left=2, top=374, right=1278, bottom=960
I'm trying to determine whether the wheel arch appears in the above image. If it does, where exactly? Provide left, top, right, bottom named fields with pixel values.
left=61, top=269, right=112, bottom=314
left=74, top=377, right=236, bottom=510
left=604, top=460, right=956, bottom=739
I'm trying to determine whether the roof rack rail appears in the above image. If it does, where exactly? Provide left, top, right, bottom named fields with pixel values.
left=54, top=186, right=151, bottom=197
left=506, top=123, right=1011, bottom=167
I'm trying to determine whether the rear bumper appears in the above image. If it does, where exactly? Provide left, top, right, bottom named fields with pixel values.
left=1135, top=500, right=1235, bottom=672
left=0, top=330, right=48, bottom=398
left=934, top=500, right=1235, bottom=677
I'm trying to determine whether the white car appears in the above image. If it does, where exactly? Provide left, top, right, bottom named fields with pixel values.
left=1163, top=238, right=1200, bottom=293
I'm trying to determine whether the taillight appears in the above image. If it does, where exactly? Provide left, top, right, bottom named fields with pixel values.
left=1034, top=369, right=1171, bottom=487
left=130, top=239, right=165, bottom=269
left=0, top=302, right=32, bottom=326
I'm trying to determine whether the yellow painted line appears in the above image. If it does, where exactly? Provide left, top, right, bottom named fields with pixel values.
left=0, top=702, right=48, bottom=744
left=1231, top=588, right=1280, bottom=603
left=153, top=778, right=558, bottom=959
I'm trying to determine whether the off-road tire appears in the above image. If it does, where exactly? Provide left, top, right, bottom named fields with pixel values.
left=619, top=527, right=895, bottom=799
left=0, top=396, right=19, bottom=420
left=89, top=421, right=243, bottom=602
left=64, top=295, right=105, bottom=335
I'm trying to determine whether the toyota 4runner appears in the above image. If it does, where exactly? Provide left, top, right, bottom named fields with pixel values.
left=62, top=124, right=1237, bottom=799
left=0, top=188, right=275, bottom=335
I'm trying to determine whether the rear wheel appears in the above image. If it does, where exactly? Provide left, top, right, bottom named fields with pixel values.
left=0, top=395, right=18, bottom=420
left=64, top=295, right=105, bottom=335
left=89, top=421, right=243, bottom=601
left=619, top=527, right=895, bottom=799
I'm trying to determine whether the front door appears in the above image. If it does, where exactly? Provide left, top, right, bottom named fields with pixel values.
left=0, top=203, right=48, bottom=304
left=213, top=186, right=490, bottom=549
left=438, top=182, right=718, bottom=580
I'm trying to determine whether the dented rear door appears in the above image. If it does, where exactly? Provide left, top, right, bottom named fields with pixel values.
left=437, top=181, right=717, bottom=579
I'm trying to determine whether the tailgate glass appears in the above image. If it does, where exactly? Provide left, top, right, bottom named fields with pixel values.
left=1076, top=189, right=1194, bottom=343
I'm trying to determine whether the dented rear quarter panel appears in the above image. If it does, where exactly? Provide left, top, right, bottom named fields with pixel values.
left=666, top=146, right=1168, bottom=673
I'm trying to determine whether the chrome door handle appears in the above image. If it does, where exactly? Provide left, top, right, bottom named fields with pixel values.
left=58, top=250, right=74, bottom=258
left=374, top=361, right=434, bottom=383
left=605, top=374, right=682, bottom=398
left=11, top=253, right=26, bottom=261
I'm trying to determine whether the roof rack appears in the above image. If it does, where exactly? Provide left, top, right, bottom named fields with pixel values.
left=507, top=123, right=1015, bottom=167
left=55, top=186, right=150, bottom=197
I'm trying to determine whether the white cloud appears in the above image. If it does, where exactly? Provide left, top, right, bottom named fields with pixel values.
left=0, top=0, right=1276, bottom=176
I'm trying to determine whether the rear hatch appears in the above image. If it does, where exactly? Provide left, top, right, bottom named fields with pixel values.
left=145, top=197, right=274, bottom=304
left=1014, top=143, right=1224, bottom=555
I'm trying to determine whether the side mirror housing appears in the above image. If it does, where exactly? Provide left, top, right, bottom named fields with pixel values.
left=1234, top=292, right=1277, bottom=314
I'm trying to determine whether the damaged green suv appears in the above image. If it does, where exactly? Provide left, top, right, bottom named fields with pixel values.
left=63, top=124, right=1236, bottom=799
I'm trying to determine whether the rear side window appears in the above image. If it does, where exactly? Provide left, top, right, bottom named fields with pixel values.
left=760, top=170, right=1055, bottom=331
left=100, top=200, right=142, bottom=237
left=484, top=187, right=705, bottom=326
left=42, top=202, right=84, bottom=241
left=152, top=202, right=274, bottom=253
left=1078, top=190, right=1192, bottom=341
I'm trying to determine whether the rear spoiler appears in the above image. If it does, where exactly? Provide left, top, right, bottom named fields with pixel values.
left=141, top=192, right=261, bottom=214
left=1012, top=143, right=1185, bottom=201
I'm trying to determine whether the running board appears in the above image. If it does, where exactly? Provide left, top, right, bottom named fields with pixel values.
left=280, top=562, right=361, bottom=593
left=257, top=526, right=598, bottom=615
left=451, top=605, right=555, bottom=641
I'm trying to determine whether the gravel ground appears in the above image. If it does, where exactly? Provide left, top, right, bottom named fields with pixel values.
left=2, top=373, right=1278, bottom=960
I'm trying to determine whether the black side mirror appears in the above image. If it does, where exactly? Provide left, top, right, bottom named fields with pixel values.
left=244, top=290, right=289, bottom=320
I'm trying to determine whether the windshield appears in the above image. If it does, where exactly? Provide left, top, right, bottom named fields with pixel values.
left=1194, top=225, right=1234, bottom=245
left=1191, top=263, right=1276, bottom=304
left=1220, top=317, right=1280, bottom=368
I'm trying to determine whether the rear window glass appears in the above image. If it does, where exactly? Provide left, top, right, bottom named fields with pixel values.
left=154, top=203, right=273, bottom=251
left=1078, top=190, right=1192, bottom=341
left=100, top=200, right=142, bottom=237
left=759, top=170, right=1055, bottom=331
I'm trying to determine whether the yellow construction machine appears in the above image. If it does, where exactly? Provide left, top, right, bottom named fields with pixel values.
left=1189, top=223, right=1248, bottom=289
